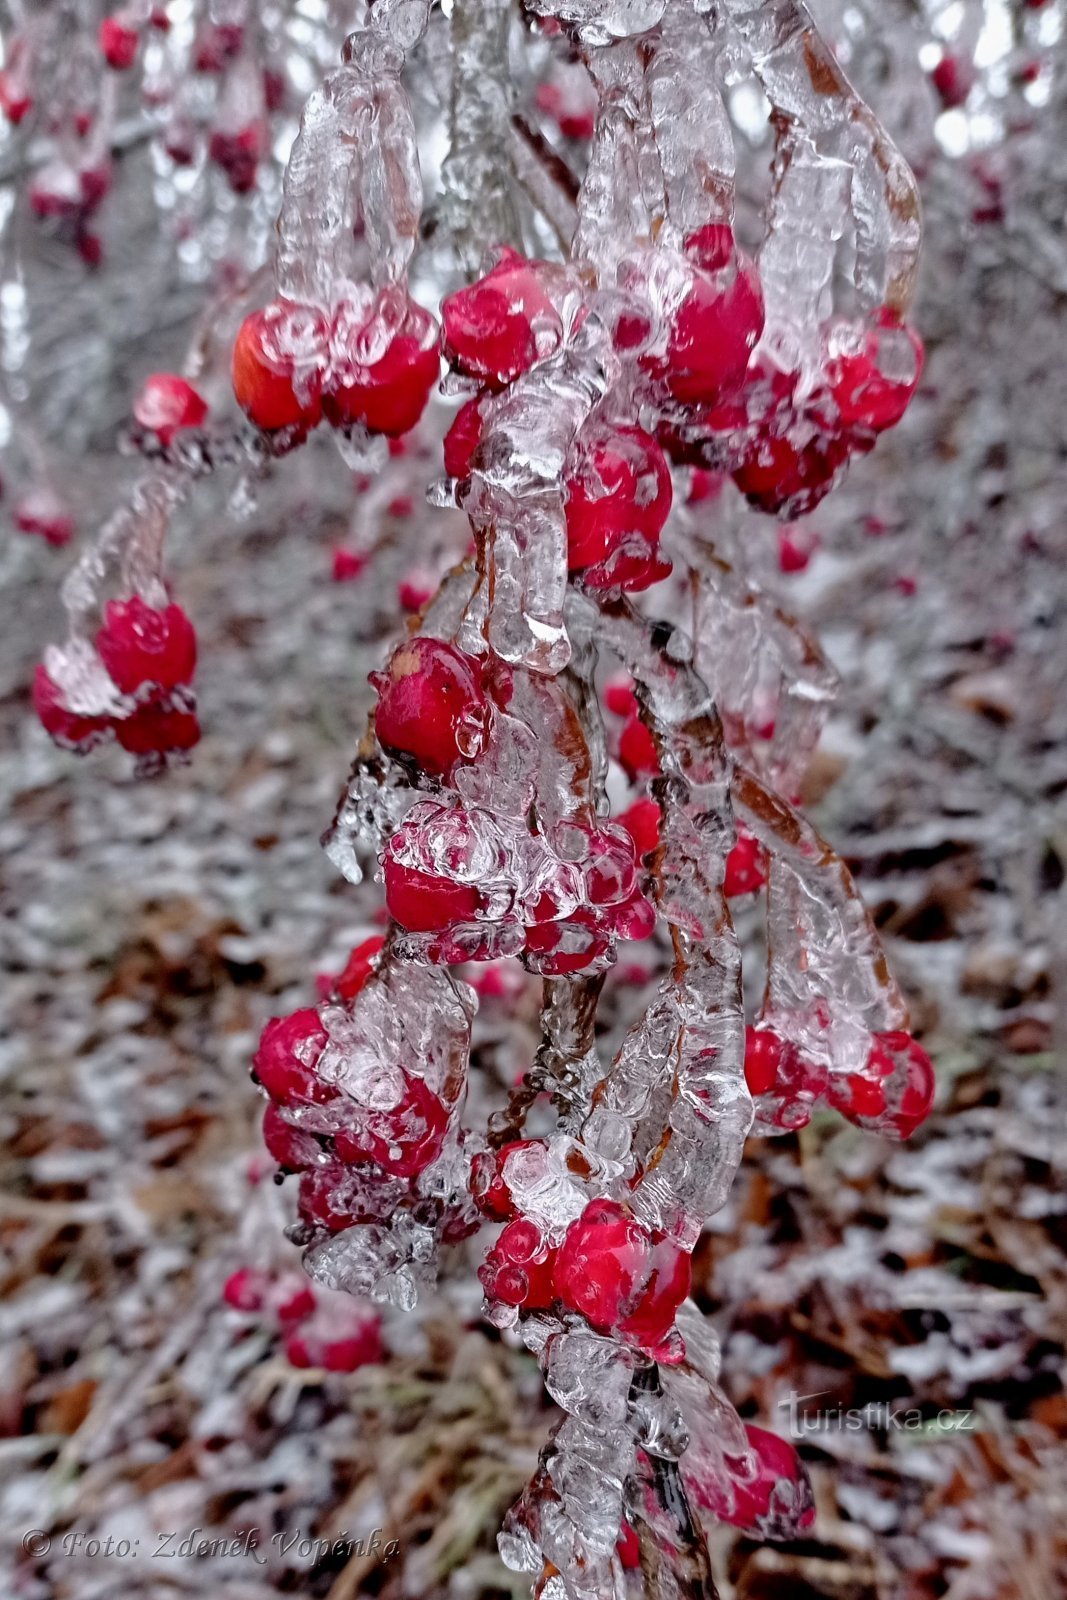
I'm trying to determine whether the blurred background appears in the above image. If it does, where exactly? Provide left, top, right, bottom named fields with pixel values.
left=1, top=1, right=1066, bottom=1596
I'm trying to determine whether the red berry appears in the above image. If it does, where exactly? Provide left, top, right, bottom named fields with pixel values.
left=99, top=17, right=139, bottom=70
left=443, top=392, right=490, bottom=478
left=689, top=1422, right=815, bottom=1535
left=333, top=1072, right=448, bottom=1177
left=208, top=123, right=265, bottom=194
left=252, top=1009, right=332, bottom=1107
left=323, top=934, right=386, bottom=1004
left=96, top=597, right=196, bottom=693
left=778, top=526, right=819, bottom=573
left=331, top=547, right=367, bottom=583
left=232, top=300, right=327, bottom=434
left=398, top=571, right=436, bottom=613
left=273, top=1276, right=315, bottom=1324
left=383, top=855, right=483, bottom=933
left=297, top=1162, right=381, bottom=1233
left=325, top=295, right=440, bottom=437
left=14, top=487, right=74, bottom=546
left=470, top=1141, right=544, bottom=1220
left=827, top=1030, right=935, bottom=1139
left=743, top=1027, right=786, bottom=1097
left=115, top=700, right=200, bottom=757
left=285, top=1315, right=383, bottom=1373
left=222, top=1266, right=270, bottom=1312
left=554, top=1199, right=689, bottom=1353
left=616, top=1521, right=641, bottom=1570
left=0, top=68, right=33, bottom=126
left=564, top=424, right=672, bottom=572
left=479, top=1218, right=558, bottom=1308
left=659, top=249, right=765, bottom=406
left=441, top=249, right=563, bottom=390
left=826, top=314, right=924, bottom=435
left=732, top=425, right=849, bottom=517
left=133, top=373, right=209, bottom=445
left=194, top=22, right=243, bottom=73
left=603, top=677, right=637, bottom=718
left=262, top=1102, right=322, bottom=1172
left=372, top=637, right=490, bottom=778
left=616, top=797, right=661, bottom=859
left=723, top=833, right=766, bottom=898
left=931, top=55, right=974, bottom=109
left=33, top=665, right=111, bottom=751
left=618, top=713, right=658, bottom=780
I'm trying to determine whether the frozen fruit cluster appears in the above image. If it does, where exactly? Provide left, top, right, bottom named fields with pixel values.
left=384, top=801, right=655, bottom=972
left=34, top=596, right=199, bottom=763
left=232, top=286, right=440, bottom=446
left=222, top=1265, right=383, bottom=1373
left=744, top=1024, right=936, bottom=1138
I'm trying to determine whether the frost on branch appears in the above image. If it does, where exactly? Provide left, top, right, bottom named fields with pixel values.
left=28, top=0, right=936, bottom=1595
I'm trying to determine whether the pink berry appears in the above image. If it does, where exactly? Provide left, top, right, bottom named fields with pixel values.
left=96, top=597, right=196, bottom=693
left=0, top=67, right=33, bottom=126
left=99, top=17, right=139, bottom=71
left=723, top=833, right=766, bottom=898
left=252, top=1009, right=332, bottom=1107
left=133, top=373, right=209, bottom=445
left=331, top=548, right=367, bottom=583
left=564, top=423, right=672, bottom=572
left=383, top=854, right=484, bottom=934
left=222, top=1266, right=270, bottom=1312
left=372, top=637, right=490, bottom=778
left=33, top=665, right=111, bottom=751
left=325, top=295, right=440, bottom=437
left=398, top=572, right=436, bottom=613
left=232, top=300, right=328, bottom=435
left=441, top=249, right=563, bottom=390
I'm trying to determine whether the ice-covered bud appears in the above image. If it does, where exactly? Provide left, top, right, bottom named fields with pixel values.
left=325, top=292, right=440, bottom=438
left=14, top=487, right=75, bottom=547
left=479, top=1217, right=559, bottom=1309
left=232, top=299, right=329, bottom=435
left=96, top=597, right=196, bottom=693
left=443, top=392, right=490, bottom=479
left=687, top=1423, right=815, bottom=1538
left=564, top=423, right=673, bottom=589
left=827, top=1030, right=935, bottom=1139
left=723, top=832, right=766, bottom=898
left=744, top=1027, right=828, bottom=1132
left=99, top=16, right=140, bottom=71
left=372, top=637, right=491, bottom=779
left=32, top=665, right=111, bottom=752
left=441, top=248, right=565, bottom=390
left=644, top=236, right=765, bottom=407
left=285, top=1307, right=383, bottom=1372
left=262, top=1102, right=324, bottom=1172
left=252, top=1009, right=333, bottom=1107
left=618, top=712, right=658, bottom=780
left=825, top=312, right=924, bottom=436
left=133, top=374, right=209, bottom=446
left=553, top=1199, right=691, bottom=1357
left=333, top=1071, right=449, bottom=1177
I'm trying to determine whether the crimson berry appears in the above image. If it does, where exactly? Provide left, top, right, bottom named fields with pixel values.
left=524, top=907, right=614, bottom=976
left=616, top=1522, right=641, bottom=1570
left=604, top=677, right=637, bottom=718
left=222, top=1266, right=270, bottom=1312
left=96, top=597, right=196, bottom=693
left=658, top=246, right=765, bottom=406
left=232, top=299, right=328, bottom=434
left=828, top=1030, right=935, bottom=1139
left=470, top=1140, right=545, bottom=1220
left=553, top=1198, right=689, bottom=1352
left=0, top=69, right=32, bottom=126
left=743, top=1027, right=787, bottom=1098
left=479, top=1218, right=558, bottom=1309
left=826, top=314, right=924, bottom=435
left=443, top=392, right=490, bottom=478
left=618, top=712, right=658, bottom=780
left=297, top=1162, right=380, bottom=1234
left=732, top=425, right=849, bottom=517
left=333, top=1072, right=448, bottom=1177
left=398, top=572, right=435, bottom=613
left=616, top=797, right=661, bottom=859
left=285, top=1316, right=383, bottom=1373
left=262, top=1102, right=323, bottom=1172
left=115, top=700, right=200, bottom=757
left=252, top=1009, right=332, bottom=1107
left=931, top=55, right=974, bottom=109
left=133, top=373, right=209, bottom=445
left=723, top=833, right=766, bottom=898
left=208, top=123, right=265, bottom=194
left=441, top=248, right=563, bottom=389
left=194, top=22, right=243, bottom=72
left=273, top=1276, right=316, bottom=1324
left=689, top=1423, right=815, bottom=1534
left=324, top=295, right=440, bottom=437
left=33, top=665, right=111, bottom=751
left=332, top=547, right=367, bottom=583
left=383, top=854, right=483, bottom=934
left=14, top=488, right=74, bottom=546
left=99, top=17, right=140, bottom=70
left=327, top=934, right=386, bottom=1004
left=564, top=424, right=672, bottom=572
left=372, top=636, right=490, bottom=778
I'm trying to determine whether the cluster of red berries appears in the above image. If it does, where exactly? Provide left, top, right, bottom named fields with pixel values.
left=475, top=1175, right=691, bottom=1362
left=34, top=596, right=199, bottom=762
left=744, top=1024, right=935, bottom=1138
left=222, top=1265, right=383, bottom=1373
left=232, top=288, right=440, bottom=447
left=252, top=938, right=455, bottom=1240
